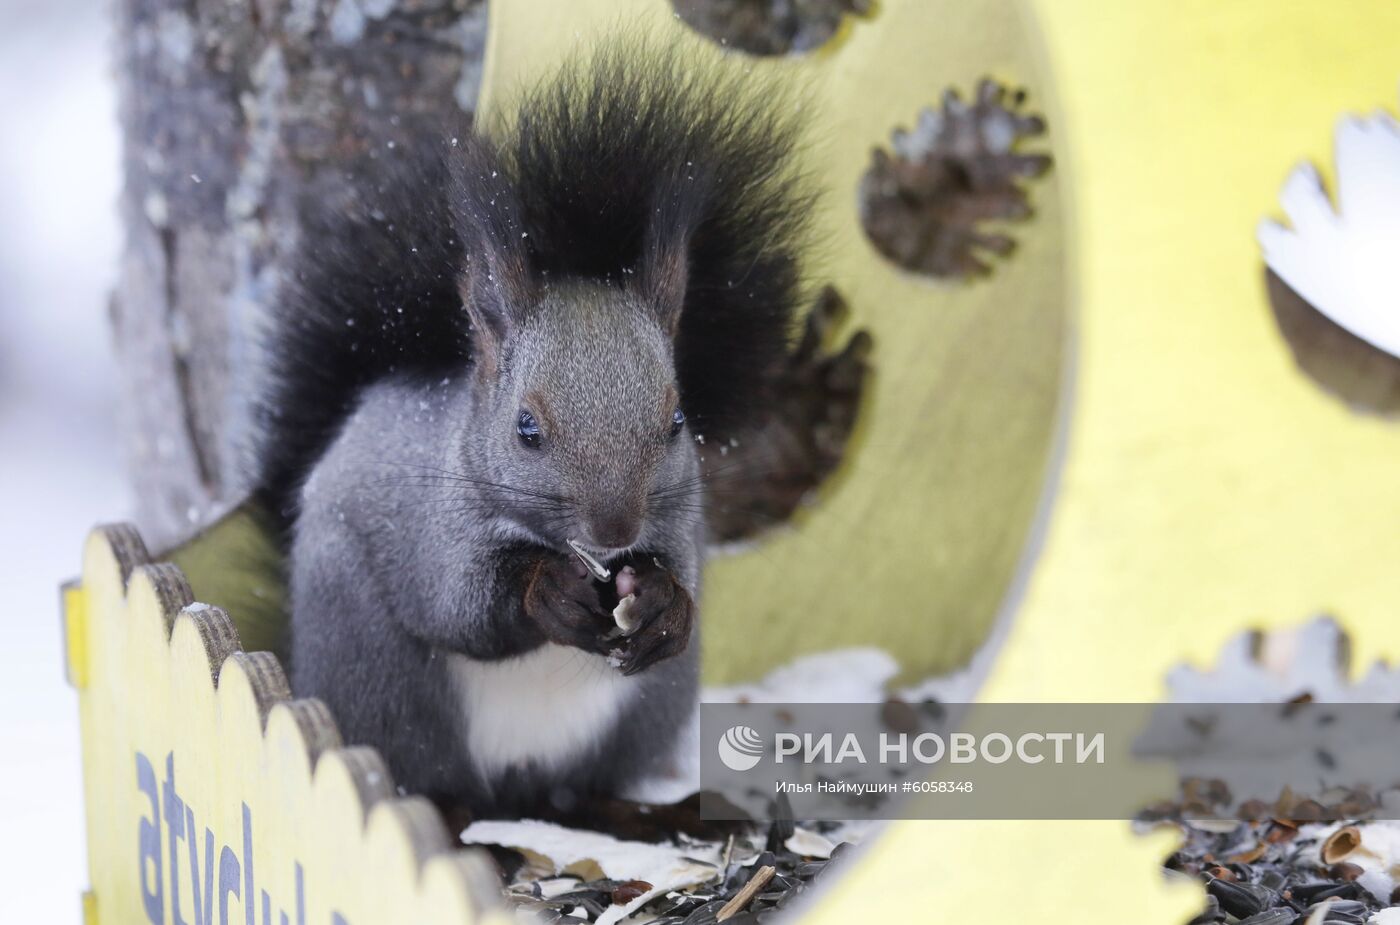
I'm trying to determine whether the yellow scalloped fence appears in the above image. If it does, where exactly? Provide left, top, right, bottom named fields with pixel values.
left=66, top=526, right=509, bottom=925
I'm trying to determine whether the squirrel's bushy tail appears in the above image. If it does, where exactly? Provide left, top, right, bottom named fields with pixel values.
left=254, top=39, right=814, bottom=522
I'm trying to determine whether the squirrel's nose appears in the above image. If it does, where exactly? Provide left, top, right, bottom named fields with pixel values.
left=585, top=511, right=642, bottom=550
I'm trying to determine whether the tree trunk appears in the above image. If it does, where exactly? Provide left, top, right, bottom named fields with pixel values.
left=111, top=0, right=487, bottom=548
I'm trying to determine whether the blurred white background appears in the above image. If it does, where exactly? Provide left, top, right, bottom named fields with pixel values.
left=0, top=0, right=129, bottom=918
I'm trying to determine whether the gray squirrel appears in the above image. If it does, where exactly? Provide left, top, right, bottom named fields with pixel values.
left=250, top=43, right=868, bottom=829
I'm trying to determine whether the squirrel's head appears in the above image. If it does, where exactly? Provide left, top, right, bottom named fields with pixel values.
left=469, top=280, right=696, bottom=553
left=453, top=161, right=703, bottom=554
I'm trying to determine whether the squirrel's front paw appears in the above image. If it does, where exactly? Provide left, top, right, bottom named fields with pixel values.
left=612, top=558, right=695, bottom=676
left=522, top=554, right=613, bottom=654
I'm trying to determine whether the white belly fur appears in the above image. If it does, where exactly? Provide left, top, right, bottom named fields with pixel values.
left=446, top=644, right=634, bottom=780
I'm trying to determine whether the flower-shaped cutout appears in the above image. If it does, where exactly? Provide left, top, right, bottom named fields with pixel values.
left=1258, top=109, right=1400, bottom=412
left=859, top=79, right=1052, bottom=280
left=671, top=0, right=871, bottom=56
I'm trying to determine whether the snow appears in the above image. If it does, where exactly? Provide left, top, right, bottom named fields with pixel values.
left=0, top=0, right=128, bottom=918
left=1152, top=618, right=1400, bottom=819
left=1165, top=617, right=1400, bottom=703
left=1258, top=102, right=1400, bottom=359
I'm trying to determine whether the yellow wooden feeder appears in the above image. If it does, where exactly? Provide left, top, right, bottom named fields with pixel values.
left=64, top=1, right=1400, bottom=922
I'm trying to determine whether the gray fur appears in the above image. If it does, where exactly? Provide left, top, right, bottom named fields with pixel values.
left=290, top=280, right=703, bottom=816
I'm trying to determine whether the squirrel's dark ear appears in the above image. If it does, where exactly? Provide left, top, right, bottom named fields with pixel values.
left=639, top=167, right=712, bottom=337
left=450, top=141, right=533, bottom=374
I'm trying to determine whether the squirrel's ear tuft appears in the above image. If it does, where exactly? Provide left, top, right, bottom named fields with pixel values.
left=450, top=139, right=534, bottom=374
left=639, top=166, right=713, bottom=337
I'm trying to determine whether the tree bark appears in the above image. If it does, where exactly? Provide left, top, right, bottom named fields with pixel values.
left=111, top=0, right=487, bottom=548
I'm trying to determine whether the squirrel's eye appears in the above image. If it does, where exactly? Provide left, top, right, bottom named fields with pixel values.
left=669, top=407, right=686, bottom=439
left=517, top=410, right=542, bottom=448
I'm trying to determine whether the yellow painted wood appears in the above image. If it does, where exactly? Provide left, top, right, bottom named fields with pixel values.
left=790, top=2, right=1400, bottom=924
left=982, top=0, right=1400, bottom=705
left=481, top=2, right=1400, bottom=925
left=481, top=0, right=1069, bottom=686
left=166, top=500, right=288, bottom=656
left=72, top=525, right=511, bottom=925
left=64, top=581, right=89, bottom=689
